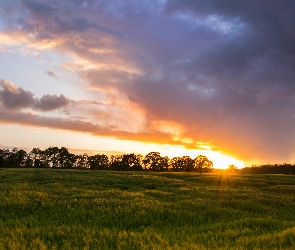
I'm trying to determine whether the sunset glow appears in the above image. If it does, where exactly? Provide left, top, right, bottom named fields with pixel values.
left=1, top=1, right=295, bottom=167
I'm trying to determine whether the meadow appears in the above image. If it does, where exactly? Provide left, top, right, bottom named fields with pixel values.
left=0, top=169, right=295, bottom=249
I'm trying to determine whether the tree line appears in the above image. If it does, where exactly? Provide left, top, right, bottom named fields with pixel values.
left=240, top=164, right=295, bottom=174
left=0, top=147, right=213, bottom=173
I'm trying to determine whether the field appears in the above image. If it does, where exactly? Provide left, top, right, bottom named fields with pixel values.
left=0, top=169, right=295, bottom=249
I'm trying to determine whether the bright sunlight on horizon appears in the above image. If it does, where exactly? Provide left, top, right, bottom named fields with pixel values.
left=0, top=124, right=244, bottom=169
left=152, top=145, right=245, bottom=169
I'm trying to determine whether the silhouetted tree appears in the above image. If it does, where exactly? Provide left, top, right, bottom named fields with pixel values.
left=28, top=148, right=46, bottom=168
left=59, top=147, right=77, bottom=169
left=44, top=147, right=59, bottom=168
left=122, top=154, right=143, bottom=171
left=143, top=152, right=168, bottom=172
left=42, top=147, right=74, bottom=168
left=5, top=148, right=27, bottom=168
left=159, top=155, right=169, bottom=172
left=58, top=147, right=70, bottom=168
left=74, top=153, right=89, bottom=169
left=0, top=149, right=9, bottom=168
left=170, top=157, right=183, bottom=172
left=88, top=154, right=109, bottom=170
left=241, top=163, right=295, bottom=174
left=0, top=146, right=218, bottom=174
left=63, top=152, right=77, bottom=169
left=228, top=164, right=238, bottom=173
left=182, top=156, right=195, bottom=172
left=110, top=155, right=126, bottom=170
left=194, top=155, right=213, bottom=173
left=169, top=156, right=194, bottom=172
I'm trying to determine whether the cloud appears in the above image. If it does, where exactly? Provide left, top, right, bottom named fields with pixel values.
left=0, top=79, right=35, bottom=109
left=0, top=79, right=69, bottom=111
left=163, top=0, right=295, bottom=96
left=24, top=1, right=58, bottom=14
left=1, top=1, right=295, bottom=163
left=0, top=46, right=13, bottom=53
left=45, top=71, right=58, bottom=78
left=0, top=79, right=148, bottom=135
left=34, top=94, right=69, bottom=111
left=0, top=109, right=181, bottom=147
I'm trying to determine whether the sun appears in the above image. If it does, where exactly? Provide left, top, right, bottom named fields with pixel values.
left=205, top=151, right=244, bottom=169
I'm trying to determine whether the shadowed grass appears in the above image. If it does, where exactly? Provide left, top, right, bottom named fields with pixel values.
left=0, top=169, right=295, bottom=249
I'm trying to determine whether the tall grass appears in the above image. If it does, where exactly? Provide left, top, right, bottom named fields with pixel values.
left=0, top=169, right=295, bottom=249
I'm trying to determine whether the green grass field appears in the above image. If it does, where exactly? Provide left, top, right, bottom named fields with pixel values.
left=1, top=169, right=295, bottom=249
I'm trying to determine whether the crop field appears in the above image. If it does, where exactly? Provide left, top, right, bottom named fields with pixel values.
left=0, top=169, right=295, bottom=249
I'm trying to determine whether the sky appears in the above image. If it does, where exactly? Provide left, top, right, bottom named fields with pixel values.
left=0, top=0, right=295, bottom=169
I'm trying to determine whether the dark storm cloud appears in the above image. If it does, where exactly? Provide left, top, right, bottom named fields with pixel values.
left=164, top=0, right=295, bottom=94
left=1, top=0, right=295, bottom=163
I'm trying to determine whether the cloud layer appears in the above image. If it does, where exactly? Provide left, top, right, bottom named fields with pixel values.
left=1, top=0, right=295, bottom=163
